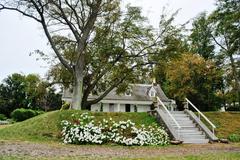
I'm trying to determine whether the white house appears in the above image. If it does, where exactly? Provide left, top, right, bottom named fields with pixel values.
left=62, top=84, right=173, bottom=112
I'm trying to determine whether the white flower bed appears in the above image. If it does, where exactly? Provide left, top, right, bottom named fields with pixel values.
left=61, top=112, right=169, bottom=146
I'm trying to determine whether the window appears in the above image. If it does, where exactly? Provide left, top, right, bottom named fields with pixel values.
left=150, top=90, right=156, bottom=97
left=125, top=89, right=132, bottom=96
left=149, top=87, right=156, bottom=97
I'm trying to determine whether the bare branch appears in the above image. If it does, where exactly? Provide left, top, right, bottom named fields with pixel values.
left=28, top=0, right=73, bottom=72
left=51, top=1, right=80, bottom=41
left=211, top=33, right=228, bottom=51
left=64, top=0, right=83, bottom=31
left=0, top=4, right=41, bottom=22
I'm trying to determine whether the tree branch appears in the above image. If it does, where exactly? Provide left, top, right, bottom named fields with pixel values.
left=28, top=0, right=73, bottom=73
left=87, top=62, right=153, bottom=105
left=211, top=33, right=227, bottom=51
left=0, top=4, right=41, bottom=22
left=51, top=1, right=80, bottom=41
left=77, top=0, right=102, bottom=57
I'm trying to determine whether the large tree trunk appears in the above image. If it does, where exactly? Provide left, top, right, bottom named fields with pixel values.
left=71, top=75, right=83, bottom=110
left=71, top=54, right=84, bottom=110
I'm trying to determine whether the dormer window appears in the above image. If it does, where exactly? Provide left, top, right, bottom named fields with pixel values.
left=149, top=87, right=156, bottom=97
left=125, top=89, right=132, bottom=96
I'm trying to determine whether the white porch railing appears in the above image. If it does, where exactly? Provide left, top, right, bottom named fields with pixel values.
left=157, top=97, right=181, bottom=139
left=185, top=98, right=216, bottom=135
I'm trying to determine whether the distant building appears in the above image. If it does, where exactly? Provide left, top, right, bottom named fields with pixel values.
left=62, top=84, right=174, bottom=112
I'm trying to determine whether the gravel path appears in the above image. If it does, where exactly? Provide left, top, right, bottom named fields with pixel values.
left=0, top=141, right=240, bottom=159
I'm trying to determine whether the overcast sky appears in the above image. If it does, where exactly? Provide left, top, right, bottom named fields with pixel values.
left=0, top=0, right=216, bottom=81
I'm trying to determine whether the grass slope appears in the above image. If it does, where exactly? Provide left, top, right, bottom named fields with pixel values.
left=204, top=112, right=240, bottom=139
left=0, top=111, right=239, bottom=142
left=0, top=110, right=156, bottom=142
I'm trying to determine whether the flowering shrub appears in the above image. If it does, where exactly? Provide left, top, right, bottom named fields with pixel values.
left=61, top=112, right=169, bottom=146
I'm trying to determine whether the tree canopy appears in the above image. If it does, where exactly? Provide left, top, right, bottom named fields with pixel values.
left=0, top=0, right=239, bottom=111
left=0, top=73, right=61, bottom=116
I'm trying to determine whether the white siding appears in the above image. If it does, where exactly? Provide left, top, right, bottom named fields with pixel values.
left=91, top=104, right=100, bottom=112
left=136, top=105, right=151, bottom=112
left=103, top=103, right=109, bottom=112
left=91, top=103, right=151, bottom=112
left=120, top=104, right=126, bottom=112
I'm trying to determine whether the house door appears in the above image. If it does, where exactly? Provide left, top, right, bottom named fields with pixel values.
left=109, top=103, right=114, bottom=112
left=125, top=104, right=131, bottom=112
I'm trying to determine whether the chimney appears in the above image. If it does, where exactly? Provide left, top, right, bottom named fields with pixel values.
left=152, top=77, right=157, bottom=86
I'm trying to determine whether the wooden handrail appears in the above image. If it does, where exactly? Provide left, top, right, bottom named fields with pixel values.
left=157, top=97, right=181, bottom=129
left=185, top=98, right=216, bottom=130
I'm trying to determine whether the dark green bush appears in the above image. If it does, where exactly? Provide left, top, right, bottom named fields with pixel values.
left=60, top=101, right=71, bottom=110
left=10, top=108, right=43, bottom=122
left=226, top=107, right=240, bottom=111
left=0, top=114, right=7, bottom=120
left=228, top=134, right=240, bottom=142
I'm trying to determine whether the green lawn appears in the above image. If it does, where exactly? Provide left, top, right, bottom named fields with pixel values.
left=0, top=111, right=240, bottom=160
left=0, top=110, right=239, bottom=142
left=0, top=110, right=157, bottom=142
left=203, top=112, right=240, bottom=139
left=0, top=152, right=240, bottom=160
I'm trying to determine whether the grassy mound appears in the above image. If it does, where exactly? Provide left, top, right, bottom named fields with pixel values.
left=0, top=110, right=157, bottom=142
left=204, top=112, right=240, bottom=139
left=0, top=110, right=239, bottom=143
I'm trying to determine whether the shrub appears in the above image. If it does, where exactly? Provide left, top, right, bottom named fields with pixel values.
left=0, top=114, right=7, bottom=120
left=228, top=134, right=240, bottom=142
left=61, top=112, right=169, bottom=146
left=10, top=108, right=43, bottom=122
left=60, top=101, right=71, bottom=110
left=226, top=107, right=240, bottom=111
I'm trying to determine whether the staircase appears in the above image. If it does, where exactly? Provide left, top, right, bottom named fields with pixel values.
left=169, top=111, right=209, bottom=144
left=155, top=97, right=218, bottom=144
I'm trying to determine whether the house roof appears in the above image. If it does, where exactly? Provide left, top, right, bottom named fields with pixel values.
left=63, top=84, right=171, bottom=102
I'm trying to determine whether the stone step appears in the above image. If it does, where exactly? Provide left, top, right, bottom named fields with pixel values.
left=180, top=134, right=206, bottom=139
left=171, top=122, right=195, bottom=125
left=182, top=139, right=209, bottom=144
left=170, top=122, right=193, bottom=125
left=179, top=130, right=204, bottom=135
left=172, top=115, right=189, bottom=117
left=173, top=125, right=196, bottom=129
left=170, top=120, right=193, bottom=122
left=170, top=111, right=185, bottom=114
left=171, top=124, right=196, bottom=127
left=161, top=110, right=211, bottom=144
left=172, top=116, right=190, bottom=119
left=178, top=129, right=201, bottom=132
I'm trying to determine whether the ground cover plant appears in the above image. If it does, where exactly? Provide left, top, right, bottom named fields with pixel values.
left=0, top=110, right=157, bottom=142
left=61, top=112, right=169, bottom=146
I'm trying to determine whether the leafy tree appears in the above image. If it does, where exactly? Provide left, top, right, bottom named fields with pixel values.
left=0, top=1, right=176, bottom=109
left=209, top=0, right=240, bottom=107
left=0, top=73, right=27, bottom=116
left=165, top=53, right=223, bottom=111
left=0, top=73, right=61, bottom=116
left=150, top=11, right=189, bottom=87
left=189, top=12, right=215, bottom=59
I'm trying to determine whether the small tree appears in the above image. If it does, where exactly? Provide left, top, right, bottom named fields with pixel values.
left=165, top=53, right=223, bottom=111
